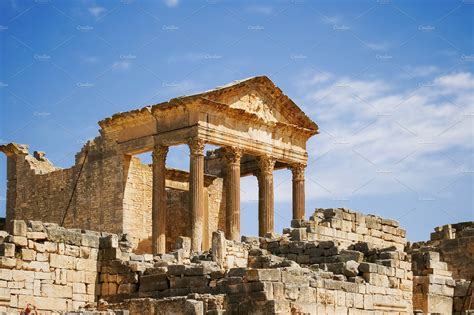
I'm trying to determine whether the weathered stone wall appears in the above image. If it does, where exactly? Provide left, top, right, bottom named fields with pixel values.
left=411, top=250, right=455, bottom=313
left=1, top=142, right=226, bottom=254
left=409, top=222, right=474, bottom=314
left=427, top=222, right=474, bottom=280
left=291, top=208, right=406, bottom=251
left=0, top=140, right=126, bottom=236
left=0, top=220, right=100, bottom=313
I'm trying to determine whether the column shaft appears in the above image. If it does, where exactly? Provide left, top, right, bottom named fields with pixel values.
left=256, top=156, right=275, bottom=237
left=291, top=164, right=306, bottom=220
left=188, top=138, right=205, bottom=252
left=225, top=147, right=242, bottom=241
left=152, top=145, right=168, bottom=255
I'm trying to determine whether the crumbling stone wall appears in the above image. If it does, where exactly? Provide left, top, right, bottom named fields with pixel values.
left=290, top=208, right=406, bottom=251
left=0, top=220, right=100, bottom=313
left=409, top=222, right=474, bottom=314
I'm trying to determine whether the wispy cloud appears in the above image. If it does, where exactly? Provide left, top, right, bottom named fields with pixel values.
left=88, top=6, right=106, bottom=18
left=275, top=70, right=474, bottom=203
left=401, top=65, right=439, bottom=78
left=164, top=0, right=179, bottom=8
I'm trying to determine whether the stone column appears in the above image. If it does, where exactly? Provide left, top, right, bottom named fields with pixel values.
left=224, top=146, right=243, bottom=241
left=290, top=164, right=306, bottom=220
left=152, top=145, right=168, bottom=255
left=188, top=138, right=205, bottom=252
left=256, top=155, right=276, bottom=237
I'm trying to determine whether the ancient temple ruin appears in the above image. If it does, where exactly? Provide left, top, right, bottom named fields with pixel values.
left=0, top=76, right=317, bottom=255
left=0, top=76, right=472, bottom=314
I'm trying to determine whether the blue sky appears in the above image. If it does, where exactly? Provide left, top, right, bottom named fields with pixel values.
left=0, top=0, right=473, bottom=241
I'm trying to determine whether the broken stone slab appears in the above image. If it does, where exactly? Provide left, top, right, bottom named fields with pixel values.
left=343, top=260, right=360, bottom=278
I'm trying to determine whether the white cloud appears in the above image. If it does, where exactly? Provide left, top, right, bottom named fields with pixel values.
left=401, top=65, right=439, bottom=78
left=164, top=0, right=179, bottom=8
left=289, top=70, right=474, bottom=201
left=88, top=6, right=106, bottom=18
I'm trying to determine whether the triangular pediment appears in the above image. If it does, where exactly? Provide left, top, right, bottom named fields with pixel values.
left=227, top=89, right=290, bottom=124
left=196, top=76, right=318, bottom=132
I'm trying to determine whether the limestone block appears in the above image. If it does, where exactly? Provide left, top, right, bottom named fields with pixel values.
left=24, top=261, right=50, bottom=272
left=50, top=254, right=75, bottom=269
left=72, top=283, right=86, bottom=294
left=26, top=232, right=47, bottom=240
left=28, top=221, right=45, bottom=232
left=34, top=272, right=51, bottom=280
left=339, top=250, right=364, bottom=263
left=246, top=269, right=281, bottom=282
left=0, top=270, right=12, bottom=281
left=0, top=257, right=16, bottom=269
left=290, top=228, right=307, bottom=241
left=8, top=236, right=27, bottom=247
left=21, top=248, right=36, bottom=261
left=81, top=234, right=100, bottom=248
left=65, top=245, right=80, bottom=257
left=12, top=220, right=27, bottom=237
left=18, top=295, right=67, bottom=311
left=358, top=262, right=378, bottom=273
left=41, top=283, right=72, bottom=298
left=100, top=234, right=118, bottom=249
left=343, top=261, right=360, bottom=277
left=0, top=243, right=15, bottom=257
left=169, top=275, right=208, bottom=288
left=139, top=274, right=169, bottom=292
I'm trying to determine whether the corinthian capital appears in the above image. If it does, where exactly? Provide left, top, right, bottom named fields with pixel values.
left=290, top=163, right=306, bottom=181
left=152, top=145, right=169, bottom=163
left=188, top=138, right=205, bottom=156
left=256, top=155, right=276, bottom=176
left=224, top=146, right=243, bottom=165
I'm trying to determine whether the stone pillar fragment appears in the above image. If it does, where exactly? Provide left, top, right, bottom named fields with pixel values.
left=188, top=138, right=205, bottom=252
left=256, top=155, right=276, bottom=237
left=152, top=145, right=168, bottom=255
left=290, top=164, right=306, bottom=220
left=224, top=146, right=242, bottom=241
